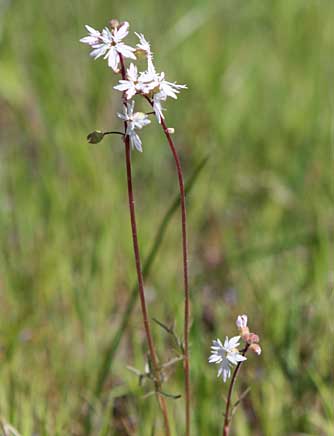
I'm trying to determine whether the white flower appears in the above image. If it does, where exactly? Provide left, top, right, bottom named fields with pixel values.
left=80, top=25, right=101, bottom=46
left=114, top=63, right=140, bottom=99
left=111, top=45, right=187, bottom=121
left=209, top=336, right=247, bottom=382
left=139, top=60, right=187, bottom=122
left=138, top=61, right=187, bottom=96
left=117, top=101, right=151, bottom=152
left=135, top=32, right=152, bottom=58
left=80, top=22, right=136, bottom=72
left=158, top=72, right=187, bottom=99
left=236, top=314, right=248, bottom=329
left=152, top=91, right=167, bottom=122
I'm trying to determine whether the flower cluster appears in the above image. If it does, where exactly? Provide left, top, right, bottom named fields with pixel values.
left=81, top=20, right=187, bottom=151
left=209, top=314, right=261, bottom=382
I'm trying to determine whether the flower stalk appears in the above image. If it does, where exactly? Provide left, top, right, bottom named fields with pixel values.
left=81, top=21, right=189, bottom=435
left=222, top=345, right=249, bottom=436
left=209, top=315, right=262, bottom=436
left=119, top=54, right=171, bottom=436
left=155, top=107, right=191, bottom=436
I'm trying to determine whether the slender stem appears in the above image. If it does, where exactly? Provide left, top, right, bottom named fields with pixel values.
left=146, top=98, right=191, bottom=436
left=119, top=54, right=171, bottom=436
left=104, top=130, right=125, bottom=136
left=223, top=346, right=249, bottom=436
left=161, top=119, right=191, bottom=436
left=93, top=157, right=208, bottom=401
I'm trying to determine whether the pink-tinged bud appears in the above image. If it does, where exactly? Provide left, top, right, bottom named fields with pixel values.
left=167, top=128, right=175, bottom=134
left=109, top=19, right=119, bottom=29
left=244, top=333, right=260, bottom=345
left=249, top=343, right=262, bottom=355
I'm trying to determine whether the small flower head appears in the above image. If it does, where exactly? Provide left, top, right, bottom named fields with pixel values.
left=209, top=336, right=247, bottom=382
left=80, top=21, right=136, bottom=72
left=135, top=32, right=152, bottom=58
left=114, top=63, right=140, bottom=100
left=117, top=101, right=151, bottom=152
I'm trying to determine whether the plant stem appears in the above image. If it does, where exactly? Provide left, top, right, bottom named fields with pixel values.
left=124, top=139, right=170, bottom=435
left=119, top=54, right=171, bottom=436
left=104, top=130, right=125, bottom=136
left=223, top=346, right=249, bottom=436
left=93, top=156, right=208, bottom=400
left=146, top=98, right=191, bottom=436
left=161, top=119, right=191, bottom=436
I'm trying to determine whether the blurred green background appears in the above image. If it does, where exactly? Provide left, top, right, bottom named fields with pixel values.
left=0, top=0, right=333, bottom=434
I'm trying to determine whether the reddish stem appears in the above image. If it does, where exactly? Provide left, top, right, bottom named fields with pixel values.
left=119, top=55, right=171, bottom=436
left=223, top=346, right=249, bottom=436
left=160, top=119, right=191, bottom=436
left=146, top=97, right=191, bottom=436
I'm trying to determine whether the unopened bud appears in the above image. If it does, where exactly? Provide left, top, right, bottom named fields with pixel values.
left=167, top=128, right=175, bottom=134
left=236, top=314, right=250, bottom=338
left=249, top=343, right=262, bottom=356
left=109, top=19, right=119, bottom=29
left=236, top=314, right=248, bottom=329
left=87, top=130, right=105, bottom=144
left=244, top=332, right=260, bottom=344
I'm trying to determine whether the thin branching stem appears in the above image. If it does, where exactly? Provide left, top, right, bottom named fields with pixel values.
left=223, top=346, right=249, bottom=436
left=119, top=54, right=171, bottom=436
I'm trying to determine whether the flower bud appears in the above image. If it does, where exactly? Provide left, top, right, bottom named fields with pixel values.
left=109, top=19, right=119, bottom=29
left=236, top=314, right=248, bottom=329
left=236, top=314, right=249, bottom=338
left=87, top=130, right=105, bottom=144
left=167, top=128, right=175, bottom=134
left=249, top=343, right=262, bottom=356
left=244, top=333, right=260, bottom=345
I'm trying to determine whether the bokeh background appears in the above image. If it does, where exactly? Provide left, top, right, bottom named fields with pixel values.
left=0, top=0, right=333, bottom=434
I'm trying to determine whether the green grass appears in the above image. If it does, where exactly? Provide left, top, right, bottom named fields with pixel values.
left=0, top=0, right=333, bottom=434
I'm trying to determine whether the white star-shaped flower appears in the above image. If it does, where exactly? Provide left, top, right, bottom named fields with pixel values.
left=209, top=336, right=247, bottom=382
left=117, top=101, right=151, bottom=152
left=114, top=63, right=141, bottom=100
left=138, top=61, right=187, bottom=96
left=138, top=60, right=187, bottom=122
left=80, top=22, right=136, bottom=72
left=158, top=72, right=188, bottom=99
left=135, top=32, right=152, bottom=58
